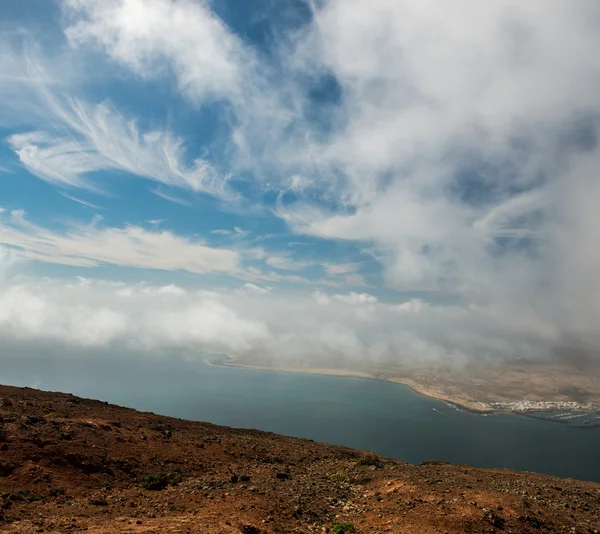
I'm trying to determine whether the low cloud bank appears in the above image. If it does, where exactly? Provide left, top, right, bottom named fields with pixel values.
left=0, top=271, right=567, bottom=369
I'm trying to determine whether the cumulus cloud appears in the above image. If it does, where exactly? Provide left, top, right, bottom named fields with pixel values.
left=61, top=0, right=252, bottom=102
left=269, top=0, right=600, bottom=356
left=0, top=210, right=240, bottom=274
left=0, top=275, right=559, bottom=367
left=0, top=276, right=268, bottom=350
left=239, top=282, right=270, bottom=294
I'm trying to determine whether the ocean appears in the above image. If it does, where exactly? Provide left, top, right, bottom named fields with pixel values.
left=4, top=349, right=600, bottom=482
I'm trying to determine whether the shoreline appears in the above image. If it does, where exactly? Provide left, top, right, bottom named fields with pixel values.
left=216, top=358, right=600, bottom=418
left=217, top=357, right=494, bottom=414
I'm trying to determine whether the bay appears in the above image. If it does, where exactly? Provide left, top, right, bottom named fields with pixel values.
left=3, top=350, right=600, bottom=482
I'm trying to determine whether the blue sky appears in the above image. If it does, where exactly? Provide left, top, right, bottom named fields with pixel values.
left=1, top=0, right=600, bottom=366
left=0, top=0, right=385, bottom=293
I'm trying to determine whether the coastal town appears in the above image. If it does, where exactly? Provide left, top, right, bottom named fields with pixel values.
left=489, top=400, right=600, bottom=413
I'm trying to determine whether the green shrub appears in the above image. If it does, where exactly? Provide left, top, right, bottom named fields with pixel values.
left=141, top=473, right=170, bottom=491
left=18, top=489, right=39, bottom=503
left=0, top=489, right=40, bottom=504
left=329, top=473, right=348, bottom=483
left=169, top=468, right=184, bottom=486
left=141, top=470, right=184, bottom=490
left=355, top=455, right=382, bottom=468
left=145, top=423, right=173, bottom=438
left=331, top=522, right=356, bottom=533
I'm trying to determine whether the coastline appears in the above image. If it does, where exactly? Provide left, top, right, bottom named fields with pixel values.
left=218, top=357, right=494, bottom=413
left=216, top=357, right=600, bottom=419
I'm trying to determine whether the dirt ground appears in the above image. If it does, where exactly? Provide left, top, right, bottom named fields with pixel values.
left=1, top=385, right=599, bottom=533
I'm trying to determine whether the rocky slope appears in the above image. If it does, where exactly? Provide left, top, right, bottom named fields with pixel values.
left=0, top=385, right=599, bottom=533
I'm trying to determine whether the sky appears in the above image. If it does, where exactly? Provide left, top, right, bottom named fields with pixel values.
left=1, top=0, right=600, bottom=369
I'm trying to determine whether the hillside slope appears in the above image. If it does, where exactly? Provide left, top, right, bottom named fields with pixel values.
left=0, top=385, right=599, bottom=533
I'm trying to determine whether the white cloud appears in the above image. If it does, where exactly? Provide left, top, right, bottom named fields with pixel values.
left=343, top=274, right=368, bottom=287
left=265, top=0, right=600, bottom=356
left=0, top=277, right=268, bottom=350
left=392, top=299, right=427, bottom=314
left=58, top=0, right=296, bottom=184
left=141, top=284, right=187, bottom=297
left=265, top=255, right=315, bottom=271
left=211, top=226, right=249, bottom=237
left=0, top=284, right=129, bottom=346
left=265, top=256, right=366, bottom=278
left=239, top=283, right=270, bottom=294
left=0, top=210, right=240, bottom=274
left=238, top=266, right=336, bottom=287
left=2, top=0, right=600, bottom=364
left=151, top=187, right=192, bottom=206
left=9, top=131, right=106, bottom=189
left=265, top=256, right=296, bottom=270
left=61, top=0, right=251, bottom=102
left=323, top=263, right=361, bottom=275
left=0, top=40, right=231, bottom=196
left=0, top=247, right=20, bottom=279
left=0, top=39, right=85, bottom=129
left=0, top=274, right=561, bottom=366
left=7, top=94, right=228, bottom=194
left=333, top=292, right=378, bottom=305
left=61, top=192, right=103, bottom=209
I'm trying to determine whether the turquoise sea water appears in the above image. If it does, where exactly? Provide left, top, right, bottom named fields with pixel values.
left=4, top=350, right=600, bottom=482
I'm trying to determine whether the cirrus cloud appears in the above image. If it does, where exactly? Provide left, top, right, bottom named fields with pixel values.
left=0, top=210, right=240, bottom=274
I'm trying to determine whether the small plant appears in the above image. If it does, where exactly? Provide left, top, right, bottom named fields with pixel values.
left=331, top=521, right=356, bottom=533
left=169, top=468, right=184, bottom=486
left=145, top=423, right=173, bottom=438
left=355, top=455, right=382, bottom=468
left=141, top=469, right=184, bottom=490
left=329, top=473, right=348, bottom=483
left=17, top=489, right=40, bottom=503
left=0, top=489, right=40, bottom=505
left=141, top=473, right=170, bottom=491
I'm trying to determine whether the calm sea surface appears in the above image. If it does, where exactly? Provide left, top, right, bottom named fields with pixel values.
left=4, top=350, right=600, bottom=482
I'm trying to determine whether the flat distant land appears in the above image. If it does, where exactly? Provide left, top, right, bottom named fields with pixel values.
left=223, top=356, right=600, bottom=413
left=1, top=385, right=600, bottom=533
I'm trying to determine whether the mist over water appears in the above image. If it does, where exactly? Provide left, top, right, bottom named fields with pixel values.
left=3, top=347, right=600, bottom=482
